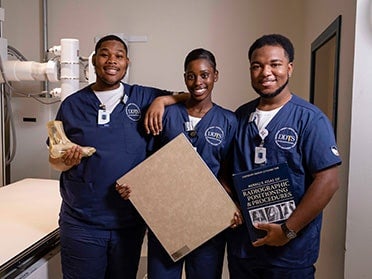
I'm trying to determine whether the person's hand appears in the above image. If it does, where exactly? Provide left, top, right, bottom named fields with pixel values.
left=61, top=145, right=83, bottom=167
left=144, top=98, right=165, bottom=135
left=230, top=211, right=243, bottom=229
left=116, top=182, right=132, bottom=200
left=251, top=222, right=289, bottom=247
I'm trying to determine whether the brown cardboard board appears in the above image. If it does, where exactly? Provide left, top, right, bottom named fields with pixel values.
left=117, top=133, right=237, bottom=262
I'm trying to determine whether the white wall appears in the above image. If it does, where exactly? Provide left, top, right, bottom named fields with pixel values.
left=345, top=0, right=372, bottom=278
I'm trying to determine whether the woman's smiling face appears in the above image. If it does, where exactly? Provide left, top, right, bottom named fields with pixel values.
left=184, top=58, right=218, bottom=103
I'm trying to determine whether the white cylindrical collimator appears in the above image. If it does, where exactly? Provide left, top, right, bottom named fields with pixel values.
left=60, top=38, right=80, bottom=101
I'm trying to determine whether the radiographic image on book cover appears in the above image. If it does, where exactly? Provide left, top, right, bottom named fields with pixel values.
left=249, top=200, right=296, bottom=224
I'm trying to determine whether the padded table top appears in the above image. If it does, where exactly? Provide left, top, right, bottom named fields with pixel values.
left=0, top=178, right=60, bottom=267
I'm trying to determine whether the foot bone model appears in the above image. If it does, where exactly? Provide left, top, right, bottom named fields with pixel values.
left=47, top=120, right=96, bottom=158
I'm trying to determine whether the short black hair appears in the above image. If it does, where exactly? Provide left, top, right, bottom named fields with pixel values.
left=184, top=48, right=217, bottom=71
left=248, top=34, right=294, bottom=62
left=94, top=34, right=128, bottom=54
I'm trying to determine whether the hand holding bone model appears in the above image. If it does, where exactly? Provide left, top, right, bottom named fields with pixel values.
left=47, top=120, right=96, bottom=158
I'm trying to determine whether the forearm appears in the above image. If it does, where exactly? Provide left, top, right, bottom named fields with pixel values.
left=252, top=166, right=340, bottom=247
left=144, top=92, right=189, bottom=135
left=285, top=166, right=340, bottom=233
left=163, top=92, right=189, bottom=105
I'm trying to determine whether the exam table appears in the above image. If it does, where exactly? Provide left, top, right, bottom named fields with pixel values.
left=0, top=178, right=61, bottom=278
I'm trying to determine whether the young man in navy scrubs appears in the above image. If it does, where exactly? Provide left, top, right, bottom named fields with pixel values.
left=49, top=34, right=186, bottom=279
left=227, top=34, right=342, bottom=279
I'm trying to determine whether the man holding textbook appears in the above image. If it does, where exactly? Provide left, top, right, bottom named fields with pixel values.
left=227, top=34, right=342, bottom=279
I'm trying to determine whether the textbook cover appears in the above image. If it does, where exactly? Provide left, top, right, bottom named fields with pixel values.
left=232, top=163, right=296, bottom=242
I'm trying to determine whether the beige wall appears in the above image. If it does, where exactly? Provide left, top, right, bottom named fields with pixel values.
left=4, top=0, right=370, bottom=278
left=2, top=0, right=307, bottom=111
left=302, top=1, right=356, bottom=279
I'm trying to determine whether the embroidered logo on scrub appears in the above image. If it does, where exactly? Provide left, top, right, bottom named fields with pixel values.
left=331, top=146, right=340, bottom=156
left=125, top=103, right=141, bottom=121
left=205, top=126, right=224, bottom=146
left=274, top=127, right=298, bottom=150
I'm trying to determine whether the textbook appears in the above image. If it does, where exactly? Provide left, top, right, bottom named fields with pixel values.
left=117, top=133, right=237, bottom=262
left=232, top=163, right=296, bottom=242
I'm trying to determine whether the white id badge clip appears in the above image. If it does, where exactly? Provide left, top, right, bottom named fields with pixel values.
left=254, top=146, right=267, bottom=165
left=254, top=128, right=268, bottom=164
left=98, top=109, right=110, bottom=125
